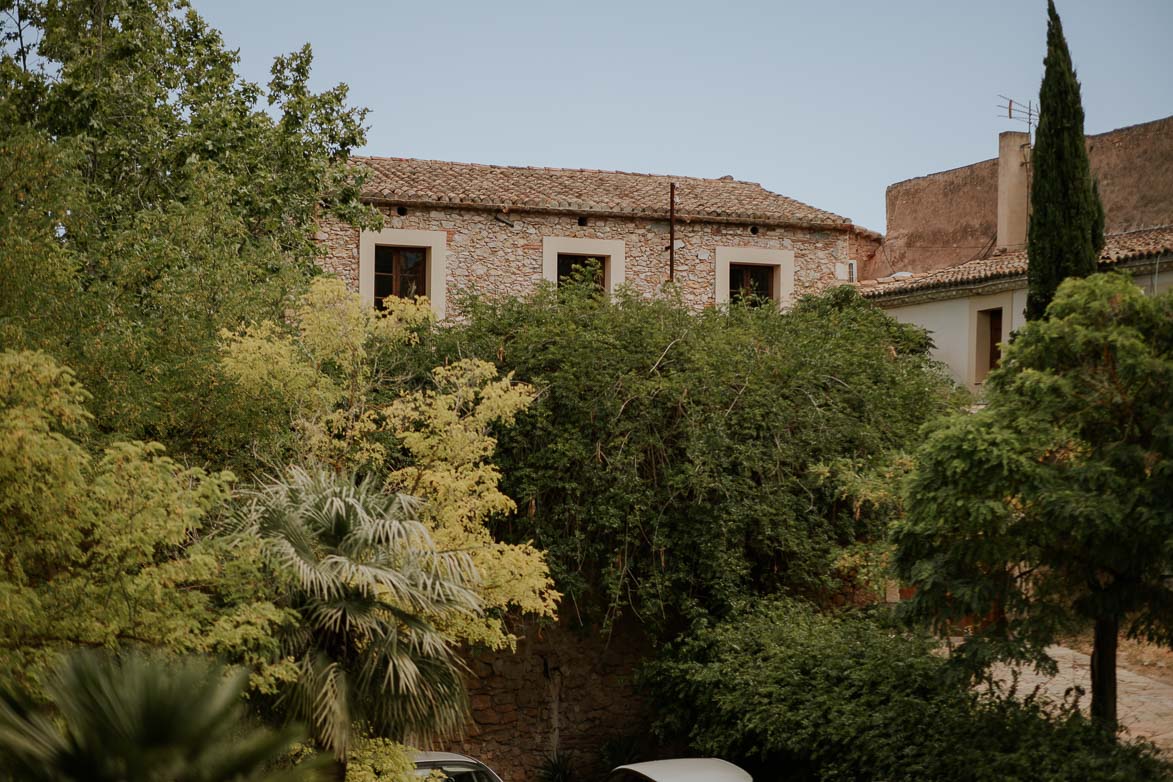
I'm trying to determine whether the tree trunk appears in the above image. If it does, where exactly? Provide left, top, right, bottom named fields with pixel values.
left=1090, top=615, right=1118, bottom=732
left=330, top=757, right=347, bottom=781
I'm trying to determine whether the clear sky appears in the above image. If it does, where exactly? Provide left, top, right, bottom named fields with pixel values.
left=194, top=0, right=1173, bottom=232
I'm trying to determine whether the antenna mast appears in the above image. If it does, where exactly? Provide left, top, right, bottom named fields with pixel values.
left=997, top=94, right=1038, bottom=140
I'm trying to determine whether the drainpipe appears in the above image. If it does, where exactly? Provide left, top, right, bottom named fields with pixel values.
left=669, top=182, right=676, bottom=282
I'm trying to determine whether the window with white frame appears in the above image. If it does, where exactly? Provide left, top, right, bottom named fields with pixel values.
left=359, top=228, right=448, bottom=318
left=542, top=237, right=625, bottom=293
left=715, top=246, right=795, bottom=307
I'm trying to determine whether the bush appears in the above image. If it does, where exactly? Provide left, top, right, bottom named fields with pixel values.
left=406, top=282, right=958, bottom=637
left=642, top=599, right=1169, bottom=781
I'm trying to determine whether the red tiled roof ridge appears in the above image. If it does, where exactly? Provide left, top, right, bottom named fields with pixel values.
left=353, top=155, right=766, bottom=188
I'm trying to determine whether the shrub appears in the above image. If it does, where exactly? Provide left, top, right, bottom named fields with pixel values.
left=642, top=599, right=1168, bottom=782
left=407, top=282, right=958, bottom=637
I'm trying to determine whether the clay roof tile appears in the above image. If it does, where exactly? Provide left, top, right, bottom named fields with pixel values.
left=859, top=225, right=1173, bottom=299
left=352, top=156, right=850, bottom=226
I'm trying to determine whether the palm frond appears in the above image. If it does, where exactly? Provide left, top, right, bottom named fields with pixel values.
left=0, top=652, right=323, bottom=781
left=236, top=466, right=483, bottom=754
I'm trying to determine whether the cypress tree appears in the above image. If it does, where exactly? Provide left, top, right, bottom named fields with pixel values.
left=1025, top=0, right=1105, bottom=321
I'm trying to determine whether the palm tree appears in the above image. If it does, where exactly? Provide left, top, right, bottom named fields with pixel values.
left=0, top=651, right=320, bottom=781
left=234, top=466, right=481, bottom=767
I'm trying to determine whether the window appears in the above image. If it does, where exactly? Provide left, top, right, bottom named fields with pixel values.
left=715, top=247, right=795, bottom=308
left=542, top=237, right=625, bottom=292
left=373, top=245, right=427, bottom=309
left=556, top=253, right=606, bottom=288
left=729, top=263, right=775, bottom=303
left=975, top=306, right=1003, bottom=382
left=359, top=228, right=448, bottom=318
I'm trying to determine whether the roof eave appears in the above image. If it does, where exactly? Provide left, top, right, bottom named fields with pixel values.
left=361, top=195, right=854, bottom=232
left=864, top=251, right=1173, bottom=307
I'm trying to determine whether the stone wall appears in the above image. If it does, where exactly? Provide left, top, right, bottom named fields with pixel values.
left=847, top=227, right=882, bottom=281
left=873, top=158, right=998, bottom=279
left=317, top=205, right=852, bottom=315
left=872, top=114, right=1173, bottom=278
left=1088, top=115, right=1173, bottom=234
left=438, top=620, right=654, bottom=782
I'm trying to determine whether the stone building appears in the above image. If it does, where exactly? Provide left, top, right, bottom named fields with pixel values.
left=317, top=156, right=881, bottom=318
left=859, top=115, right=1173, bottom=389
left=313, top=156, right=881, bottom=780
left=864, top=114, right=1173, bottom=280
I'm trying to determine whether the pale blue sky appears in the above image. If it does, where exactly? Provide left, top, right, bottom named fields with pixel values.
left=195, top=0, right=1173, bottom=231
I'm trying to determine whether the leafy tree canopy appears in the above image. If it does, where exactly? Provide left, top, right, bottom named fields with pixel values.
left=231, top=467, right=481, bottom=760
left=404, top=281, right=959, bottom=639
left=643, top=599, right=1168, bottom=781
left=894, top=273, right=1173, bottom=726
left=0, top=0, right=378, bottom=460
left=0, top=349, right=290, bottom=690
left=221, top=278, right=558, bottom=649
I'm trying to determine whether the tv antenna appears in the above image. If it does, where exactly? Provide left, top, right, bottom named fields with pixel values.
left=997, top=95, right=1037, bottom=139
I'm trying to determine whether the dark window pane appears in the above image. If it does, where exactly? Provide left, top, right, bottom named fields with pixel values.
left=557, top=254, right=605, bottom=288
left=398, top=248, right=427, bottom=297
left=730, top=263, right=774, bottom=303
left=988, top=308, right=1003, bottom=369
left=375, top=246, right=394, bottom=275
left=374, top=272, right=394, bottom=310
left=400, top=249, right=425, bottom=269
left=372, top=246, right=428, bottom=305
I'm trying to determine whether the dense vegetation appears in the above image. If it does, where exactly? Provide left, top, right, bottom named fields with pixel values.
left=408, top=281, right=957, bottom=638
left=0, top=0, right=552, bottom=776
left=0, top=0, right=376, bottom=461
left=645, top=599, right=1169, bottom=782
left=2, top=0, right=1170, bottom=778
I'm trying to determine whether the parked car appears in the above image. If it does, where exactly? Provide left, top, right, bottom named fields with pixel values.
left=412, top=751, right=504, bottom=782
left=607, top=758, right=752, bottom=782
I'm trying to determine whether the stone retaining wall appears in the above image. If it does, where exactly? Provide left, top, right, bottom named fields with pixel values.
left=436, top=620, right=653, bottom=782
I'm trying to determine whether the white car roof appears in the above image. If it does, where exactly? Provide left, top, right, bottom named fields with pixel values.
left=412, top=751, right=484, bottom=764
left=611, top=758, right=752, bottom=782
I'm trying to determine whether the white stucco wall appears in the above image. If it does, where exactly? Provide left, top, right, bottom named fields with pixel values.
left=885, top=298, right=976, bottom=387
left=881, top=267, right=1172, bottom=390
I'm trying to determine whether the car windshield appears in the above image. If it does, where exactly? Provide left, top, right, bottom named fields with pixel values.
left=415, top=762, right=497, bottom=782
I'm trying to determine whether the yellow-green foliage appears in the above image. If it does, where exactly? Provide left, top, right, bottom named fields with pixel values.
left=385, top=359, right=559, bottom=646
left=220, top=278, right=434, bottom=469
left=0, top=350, right=291, bottom=689
left=221, top=279, right=558, bottom=647
left=344, top=738, right=416, bottom=782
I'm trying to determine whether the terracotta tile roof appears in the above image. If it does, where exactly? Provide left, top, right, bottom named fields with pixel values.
left=859, top=225, right=1173, bottom=299
left=353, top=156, right=851, bottom=227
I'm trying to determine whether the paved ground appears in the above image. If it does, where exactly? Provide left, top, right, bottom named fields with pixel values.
left=992, top=645, right=1173, bottom=752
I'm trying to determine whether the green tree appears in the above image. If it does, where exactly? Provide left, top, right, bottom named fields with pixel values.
left=405, top=281, right=957, bottom=639
left=1025, top=0, right=1105, bottom=321
left=0, top=350, right=287, bottom=688
left=232, top=467, right=482, bottom=773
left=894, top=274, right=1173, bottom=730
left=0, top=0, right=378, bottom=461
left=220, top=278, right=558, bottom=649
left=0, top=651, right=322, bottom=781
